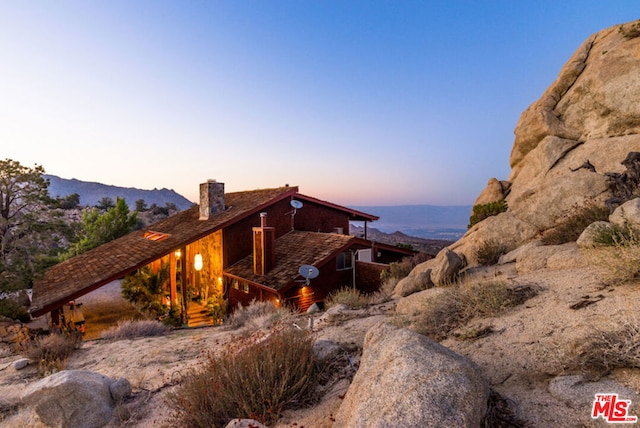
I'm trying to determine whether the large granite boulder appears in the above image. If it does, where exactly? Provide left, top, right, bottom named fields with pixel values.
left=411, top=21, right=640, bottom=274
left=333, top=322, right=489, bottom=427
left=21, top=370, right=131, bottom=428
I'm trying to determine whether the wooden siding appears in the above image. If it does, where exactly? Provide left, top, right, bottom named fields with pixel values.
left=293, top=201, right=350, bottom=234
left=283, top=258, right=354, bottom=312
left=222, top=197, right=293, bottom=268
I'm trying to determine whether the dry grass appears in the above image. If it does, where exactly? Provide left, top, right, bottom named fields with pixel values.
left=475, top=239, right=508, bottom=266
left=542, top=201, right=610, bottom=245
left=413, top=280, right=537, bottom=341
left=583, top=230, right=640, bottom=285
left=25, top=332, right=83, bottom=376
left=100, top=319, right=171, bottom=340
left=574, top=317, right=640, bottom=380
left=225, top=300, right=297, bottom=331
left=166, top=327, right=319, bottom=427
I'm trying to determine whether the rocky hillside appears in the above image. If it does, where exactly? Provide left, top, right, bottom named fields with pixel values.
left=4, top=20, right=640, bottom=428
left=45, top=175, right=194, bottom=210
left=350, top=224, right=452, bottom=256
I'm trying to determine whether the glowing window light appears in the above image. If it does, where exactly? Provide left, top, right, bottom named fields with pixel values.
left=194, top=254, right=203, bottom=271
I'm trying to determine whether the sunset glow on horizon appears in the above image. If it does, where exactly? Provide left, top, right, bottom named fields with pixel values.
left=1, top=1, right=638, bottom=207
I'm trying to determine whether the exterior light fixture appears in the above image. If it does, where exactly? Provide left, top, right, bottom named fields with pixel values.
left=194, top=253, right=203, bottom=271
left=175, top=249, right=181, bottom=259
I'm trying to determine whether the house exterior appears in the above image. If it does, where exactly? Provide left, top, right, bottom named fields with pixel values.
left=30, top=181, right=414, bottom=326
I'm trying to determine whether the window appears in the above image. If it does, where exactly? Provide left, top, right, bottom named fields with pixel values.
left=241, top=282, right=250, bottom=294
left=336, top=252, right=352, bottom=270
left=232, top=279, right=239, bottom=290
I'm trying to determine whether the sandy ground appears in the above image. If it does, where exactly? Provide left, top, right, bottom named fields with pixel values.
left=2, top=262, right=640, bottom=427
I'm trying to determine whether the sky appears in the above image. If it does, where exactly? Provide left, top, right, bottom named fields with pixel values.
left=1, top=1, right=639, bottom=207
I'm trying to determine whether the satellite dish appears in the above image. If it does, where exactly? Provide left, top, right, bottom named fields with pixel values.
left=298, top=264, right=319, bottom=280
left=291, top=200, right=303, bottom=209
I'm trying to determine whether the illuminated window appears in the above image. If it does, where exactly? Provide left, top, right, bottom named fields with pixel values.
left=232, top=279, right=239, bottom=290
left=241, top=282, right=250, bottom=294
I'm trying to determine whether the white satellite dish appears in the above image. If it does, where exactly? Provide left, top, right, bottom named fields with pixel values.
left=298, top=264, right=319, bottom=280
left=291, top=200, right=303, bottom=209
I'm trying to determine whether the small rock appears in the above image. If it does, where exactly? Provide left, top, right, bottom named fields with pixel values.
left=13, top=358, right=30, bottom=370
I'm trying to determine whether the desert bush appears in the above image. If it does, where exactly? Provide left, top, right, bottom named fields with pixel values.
left=380, top=252, right=431, bottom=283
left=225, top=300, right=295, bottom=331
left=99, top=319, right=170, bottom=340
left=0, top=299, right=30, bottom=323
left=468, top=200, right=508, bottom=229
left=585, top=230, right=640, bottom=284
left=619, top=20, right=640, bottom=39
left=541, top=202, right=610, bottom=245
left=574, top=320, right=640, bottom=380
left=414, top=280, right=537, bottom=341
left=326, top=287, right=370, bottom=309
left=166, top=327, right=319, bottom=427
left=25, top=332, right=82, bottom=376
left=474, top=239, right=508, bottom=265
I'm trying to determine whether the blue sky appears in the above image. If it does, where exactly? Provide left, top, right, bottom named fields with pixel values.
left=1, top=1, right=638, bottom=206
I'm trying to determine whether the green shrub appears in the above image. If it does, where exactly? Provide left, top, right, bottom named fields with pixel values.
left=0, top=299, right=30, bottom=323
left=474, top=239, right=508, bottom=265
left=468, top=200, right=508, bottom=229
left=414, top=281, right=537, bottom=341
left=619, top=20, right=640, bottom=39
left=100, top=319, right=170, bottom=340
left=166, top=328, right=319, bottom=427
left=542, top=202, right=610, bottom=245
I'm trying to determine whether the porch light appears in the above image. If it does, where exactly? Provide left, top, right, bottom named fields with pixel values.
left=194, top=253, right=203, bottom=271
left=175, top=249, right=181, bottom=259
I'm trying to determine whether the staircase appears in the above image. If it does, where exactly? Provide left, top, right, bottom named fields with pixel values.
left=187, top=301, right=213, bottom=327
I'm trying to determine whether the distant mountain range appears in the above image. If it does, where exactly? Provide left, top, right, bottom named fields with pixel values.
left=44, top=175, right=471, bottom=240
left=352, top=205, right=472, bottom=240
left=44, top=175, right=194, bottom=211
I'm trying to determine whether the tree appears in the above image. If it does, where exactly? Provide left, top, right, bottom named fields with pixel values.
left=0, top=159, right=55, bottom=290
left=58, top=193, right=80, bottom=210
left=121, top=263, right=170, bottom=318
left=135, top=199, right=147, bottom=212
left=68, top=197, right=138, bottom=256
left=96, top=197, right=115, bottom=210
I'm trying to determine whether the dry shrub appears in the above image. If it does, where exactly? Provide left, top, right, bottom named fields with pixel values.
left=225, top=300, right=296, bottom=331
left=25, top=332, right=82, bottom=376
left=574, top=320, right=640, bottom=380
left=482, top=389, right=527, bottom=428
left=475, top=239, right=508, bottom=265
left=414, top=281, right=537, bottom=341
left=380, top=252, right=431, bottom=283
left=326, top=287, right=370, bottom=309
left=542, top=201, right=610, bottom=245
left=166, top=327, right=319, bottom=427
left=99, top=319, right=170, bottom=340
left=584, top=230, right=640, bottom=284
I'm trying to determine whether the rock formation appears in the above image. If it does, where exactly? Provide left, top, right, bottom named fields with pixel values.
left=333, top=322, right=488, bottom=427
left=21, top=370, right=131, bottom=428
left=413, top=19, right=640, bottom=281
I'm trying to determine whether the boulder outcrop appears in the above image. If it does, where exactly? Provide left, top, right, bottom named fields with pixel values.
left=21, top=370, right=131, bottom=428
left=404, top=20, right=640, bottom=285
left=333, top=322, right=489, bottom=427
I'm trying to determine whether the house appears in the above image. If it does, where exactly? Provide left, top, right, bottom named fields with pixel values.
left=30, top=181, right=414, bottom=327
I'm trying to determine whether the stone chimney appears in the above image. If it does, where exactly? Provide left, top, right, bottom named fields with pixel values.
left=253, top=212, right=275, bottom=275
left=199, top=180, right=225, bottom=220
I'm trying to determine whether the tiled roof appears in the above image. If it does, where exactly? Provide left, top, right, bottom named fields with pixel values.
left=30, top=186, right=298, bottom=316
left=225, top=230, right=361, bottom=292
